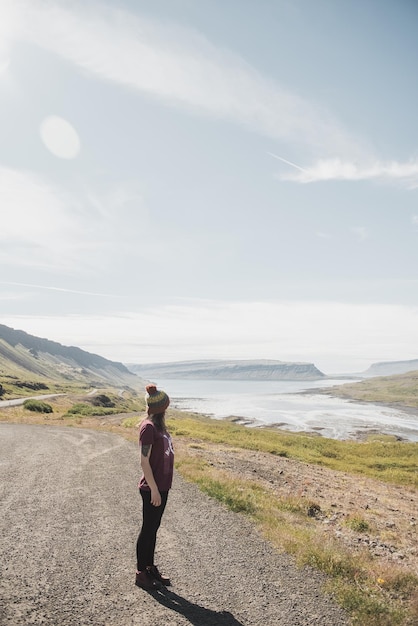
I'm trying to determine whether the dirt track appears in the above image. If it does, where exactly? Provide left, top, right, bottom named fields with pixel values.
left=0, top=423, right=348, bottom=625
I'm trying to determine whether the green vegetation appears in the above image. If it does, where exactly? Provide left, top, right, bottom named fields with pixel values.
left=122, top=416, right=140, bottom=428
left=23, top=399, right=53, bottom=413
left=90, top=394, right=115, bottom=407
left=344, top=515, right=371, bottom=533
left=167, top=414, right=418, bottom=487
left=63, top=393, right=144, bottom=418
left=0, top=373, right=89, bottom=399
left=65, top=402, right=117, bottom=417
left=0, top=328, right=140, bottom=391
left=16, top=381, right=49, bottom=391
left=328, top=371, right=418, bottom=408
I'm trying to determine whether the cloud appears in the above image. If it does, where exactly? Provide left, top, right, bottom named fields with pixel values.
left=0, top=166, right=81, bottom=270
left=3, top=299, right=418, bottom=373
left=0, top=1, right=19, bottom=70
left=5, top=0, right=416, bottom=185
left=0, top=291, right=26, bottom=302
left=268, top=152, right=309, bottom=173
left=0, top=281, right=119, bottom=297
left=350, top=227, right=368, bottom=242
left=0, top=58, right=10, bottom=74
left=7, top=0, right=368, bottom=159
left=276, top=157, right=418, bottom=187
left=0, top=166, right=148, bottom=273
left=2, top=1, right=415, bottom=186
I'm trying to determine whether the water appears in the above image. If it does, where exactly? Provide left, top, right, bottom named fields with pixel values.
left=156, top=378, right=418, bottom=442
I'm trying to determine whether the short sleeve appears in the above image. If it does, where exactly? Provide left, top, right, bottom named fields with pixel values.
left=139, top=421, right=155, bottom=446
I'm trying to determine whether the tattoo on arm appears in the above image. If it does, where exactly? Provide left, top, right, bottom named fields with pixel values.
left=141, top=444, right=151, bottom=458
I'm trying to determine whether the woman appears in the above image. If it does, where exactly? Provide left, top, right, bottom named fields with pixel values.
left=135, top=384, right=174, bottom=590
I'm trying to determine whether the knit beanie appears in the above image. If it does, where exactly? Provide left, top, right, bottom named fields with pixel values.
left=145, top=384, right=170, bottom=414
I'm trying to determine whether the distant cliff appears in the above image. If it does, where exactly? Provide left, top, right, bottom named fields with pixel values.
left=362, top=359, right=418, bottom=378
left=127, top=359, right=325, bottom=381
left=0, top=324, right=141, bottom=387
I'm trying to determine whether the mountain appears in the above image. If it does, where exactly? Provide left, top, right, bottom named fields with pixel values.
left=0, top=324, right=141, bottom=388
left=127, top=359, right=325, bottom=381
left=361, top=359, right=418, bottom=378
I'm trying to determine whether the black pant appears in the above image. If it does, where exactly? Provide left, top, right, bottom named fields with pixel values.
left=136, top=489, right=168, bottom=571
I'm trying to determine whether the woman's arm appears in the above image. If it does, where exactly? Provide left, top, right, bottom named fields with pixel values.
left=140, top=444, right=161, bottom=506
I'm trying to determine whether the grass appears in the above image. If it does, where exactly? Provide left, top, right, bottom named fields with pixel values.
left=64, top=402, right=120, bottom=417
left=166, top=414, right=418, bottom=487
left=344, top=515, right=371, bottom=533
left=326, top=371, right=418, bottom=408
left=0, top=373, right=90, bottom=399
left=23, top=399, right=53, bottom=413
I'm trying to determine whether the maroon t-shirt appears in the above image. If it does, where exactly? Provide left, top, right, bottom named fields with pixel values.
left=139, top=420, right=174, bottom=492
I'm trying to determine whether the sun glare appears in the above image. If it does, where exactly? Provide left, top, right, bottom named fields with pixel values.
left=40, top=116, right=81, bottom=160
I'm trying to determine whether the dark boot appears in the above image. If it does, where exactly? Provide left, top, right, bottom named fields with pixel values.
left=147, top=565, right=171, bottom=586
left=135, top=570, right=162, bottom=590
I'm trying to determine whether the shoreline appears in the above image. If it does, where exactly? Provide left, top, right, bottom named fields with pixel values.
left=312, top=385, right=418, bottom=417
left=172, top=392, right=418, bottom=443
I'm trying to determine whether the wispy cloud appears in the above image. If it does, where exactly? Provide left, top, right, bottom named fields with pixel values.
left=0, top=281, right=119, bottom=297
left=275, top=157, right=418, bottom=187
left=268, top=152, right=309, bottom=173
left=0, top=166, right=148, bottom=273
left=0, top=291, right=27, bottom=302
left=350, top=227, right=368, bottom=242
left=0, top=1, right=19, bottom=69
left=6, top=0, right=416, bottom=186
left=0, top=166, right=81, bottom=270
left=8, top=0, right=367, bottom=160
left=2, top=1, right=416, bottom=186
left=316, top=231, right=332, bottom=239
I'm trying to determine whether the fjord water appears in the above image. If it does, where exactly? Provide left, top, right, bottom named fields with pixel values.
left=158, top=378, right=418, bottom=442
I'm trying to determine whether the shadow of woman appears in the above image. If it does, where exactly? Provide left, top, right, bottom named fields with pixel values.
left=148, top=588, right=245, bottom=626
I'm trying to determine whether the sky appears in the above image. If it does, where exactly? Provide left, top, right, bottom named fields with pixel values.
left=1, top=0, right=418, bottom=375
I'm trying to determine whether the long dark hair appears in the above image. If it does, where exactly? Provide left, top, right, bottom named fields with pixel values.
left=149, top=411, right=167, bottom=433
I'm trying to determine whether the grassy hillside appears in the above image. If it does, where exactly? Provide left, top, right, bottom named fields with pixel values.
left=324, top=371, right=418, bottom=408
left=0, top=325, right=143, bottom=396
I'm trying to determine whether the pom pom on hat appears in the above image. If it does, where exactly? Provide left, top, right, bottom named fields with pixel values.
left=145, top=384, right=170, bottom=414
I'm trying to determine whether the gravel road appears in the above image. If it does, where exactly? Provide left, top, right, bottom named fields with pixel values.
left=0, top=423, right=349, bottom=625
left=0, top=395, right=64, bottom=408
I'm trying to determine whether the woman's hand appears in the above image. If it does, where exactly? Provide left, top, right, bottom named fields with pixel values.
left=150, top=488, right=161, bottom=507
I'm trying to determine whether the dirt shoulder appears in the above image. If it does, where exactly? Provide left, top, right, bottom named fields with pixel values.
left=175, top=438, right=418, bottom=576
